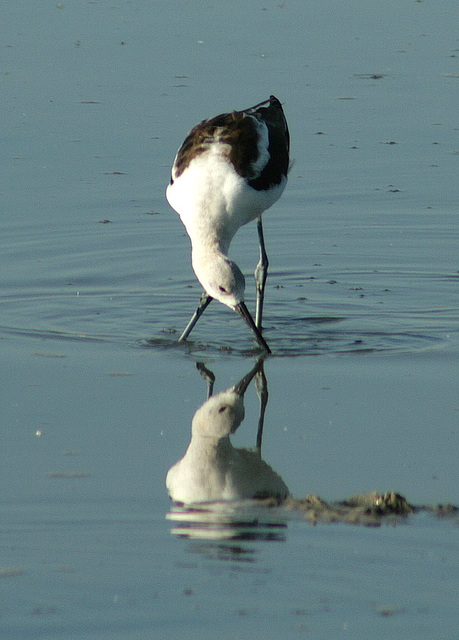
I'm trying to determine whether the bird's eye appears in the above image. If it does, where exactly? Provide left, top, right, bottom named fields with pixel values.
left=219, top=286, right=227, bottom=293
left=218, top=405, right=229, bottom=413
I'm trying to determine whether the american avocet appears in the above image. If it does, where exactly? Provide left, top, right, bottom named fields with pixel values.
left=166, top=95, right=290, bottom=353
left=166, top=361, right=289, bottom=504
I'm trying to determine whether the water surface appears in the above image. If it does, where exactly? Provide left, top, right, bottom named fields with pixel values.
left=2, top=1, right=458, bottom=638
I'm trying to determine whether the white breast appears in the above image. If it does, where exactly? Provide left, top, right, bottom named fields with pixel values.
left=166, top=150, right=287, bottom=250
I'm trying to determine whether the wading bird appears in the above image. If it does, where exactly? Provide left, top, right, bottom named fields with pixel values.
left=166, top=95, right=290, bottom=353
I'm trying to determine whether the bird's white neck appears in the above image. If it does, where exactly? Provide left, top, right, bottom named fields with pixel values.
left=186, top=434, right=234, bottom=461
left=190, top=240, right=228, bottom=280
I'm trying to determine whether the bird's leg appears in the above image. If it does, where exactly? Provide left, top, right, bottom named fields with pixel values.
left=178, top=292, right=213, bottom=342
left=254, top=359, right=268, bottom=453
left=255, top=216, right=269, bottom=330
left=196, top=362, right=215, bottom=399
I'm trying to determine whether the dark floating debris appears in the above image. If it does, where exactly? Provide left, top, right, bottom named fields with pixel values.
left=353, top=73, right=387, bottom=80
left=285, top=491, right=458, bottom=527
left=429, top=503, right=459, bottom=518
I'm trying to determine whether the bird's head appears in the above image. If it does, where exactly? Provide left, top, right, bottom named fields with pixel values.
left=190, top=360, right=262, bottom=440
left=191, top=390, right=245, bottom=440
left=193, top=253, right=245, bottom=309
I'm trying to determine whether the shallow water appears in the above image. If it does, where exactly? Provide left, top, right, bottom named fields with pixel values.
left=2, top=1, right=458, bottom=638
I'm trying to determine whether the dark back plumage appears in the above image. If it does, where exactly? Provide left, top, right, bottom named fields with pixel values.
left=171, top=95, right=289, bottom=192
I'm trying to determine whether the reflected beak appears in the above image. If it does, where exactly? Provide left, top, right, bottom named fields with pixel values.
left=232, top=366, right=258, bottom=397
left=235, top=302, right=271, bottom=354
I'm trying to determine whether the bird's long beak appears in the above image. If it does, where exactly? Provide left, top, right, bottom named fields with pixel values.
left=232, top=358, right=265, bottom=397
left=235, top=302, right=271, bottom=354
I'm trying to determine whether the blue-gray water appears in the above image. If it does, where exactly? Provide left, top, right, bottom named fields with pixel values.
left=1, top=1, right=458, bottom=638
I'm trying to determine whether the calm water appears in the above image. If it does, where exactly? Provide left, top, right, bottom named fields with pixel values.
left=2, top=1, right=458, bottom=638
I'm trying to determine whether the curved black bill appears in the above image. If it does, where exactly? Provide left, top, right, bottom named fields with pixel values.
left=235, top=302, right=271, bottom=354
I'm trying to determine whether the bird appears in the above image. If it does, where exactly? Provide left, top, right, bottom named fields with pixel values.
left=166, top=95, right=290, bottom=353
left=166, top=361, right=289, bottom=505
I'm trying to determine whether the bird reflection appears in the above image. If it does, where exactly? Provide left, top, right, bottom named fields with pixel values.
left=166, top=359, right=289, bottom=506
left=166, top=502, right=287, bottom=545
